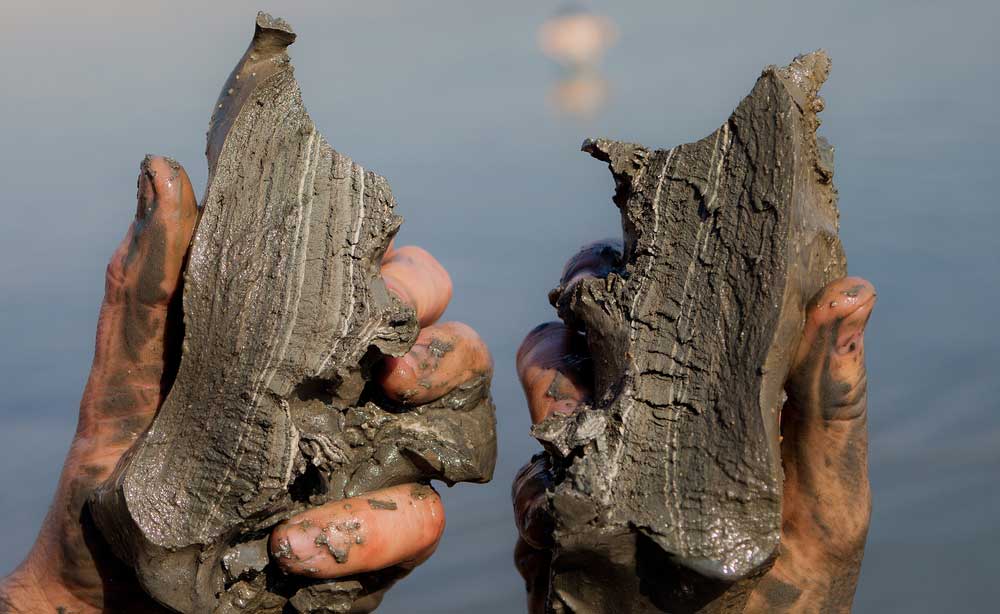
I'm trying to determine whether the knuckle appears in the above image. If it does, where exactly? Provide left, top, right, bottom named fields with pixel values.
left=104, top=259, right=128, bottom=304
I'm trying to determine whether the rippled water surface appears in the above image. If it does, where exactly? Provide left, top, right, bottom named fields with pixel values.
left=1, top=2, right=997, bottom=612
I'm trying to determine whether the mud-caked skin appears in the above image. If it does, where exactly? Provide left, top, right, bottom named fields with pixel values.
left=0, top=156, right=492, bottom=613
left=745, top=278, right=875, bottom=613
left=513, top=241, right=876, bottom=613
left=0, top=157, right=197, bottom=614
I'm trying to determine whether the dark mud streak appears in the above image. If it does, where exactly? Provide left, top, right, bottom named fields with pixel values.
left=792, top=311, right=868, bottom=423
left=755, top=576, right=803, bottom=609
left=838, top=424, right=867, bottom=491
left=366, top=499, right=397, bottom=511
left=108, top=414, right=155, bottom=447
left=810, top=508, right=834, bottom=539
left=123, top=168, right=169, bottom=361
left=819, top=556, right=865, bottom=614
left=58, top=474, right=102, bottom=606
left=99, top=196, right=171, bottom=422
left=818, top=318, right=866, bottom=422
left=545, top=372, right=574, bottom=402
left=784, top=322, right=833, bottom=501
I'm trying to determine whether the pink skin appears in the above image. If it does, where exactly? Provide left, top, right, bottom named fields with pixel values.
left=382, top=246, right=453, bottom=327
left=0, top=156, right=486, bottom=614
left=746, top=278, right=876, bottom=613
left=270, top=484, right=445, bottom=578
left=516, top=322, right=592, bottom=423
left=379, top=322, right=493, bottom=405
left=513, top=241, right=877, bottom=613
left=515, top=240, right=608, bottom=424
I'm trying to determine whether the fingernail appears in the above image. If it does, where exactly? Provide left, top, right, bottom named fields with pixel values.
left=136, top=155, right=157, bottom=221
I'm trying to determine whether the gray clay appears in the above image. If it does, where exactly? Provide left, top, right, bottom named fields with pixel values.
left=90, top=13, right=496, bottom=613
left=535, top=52, right=846, bottom=613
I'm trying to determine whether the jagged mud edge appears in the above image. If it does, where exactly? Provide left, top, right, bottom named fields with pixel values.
left=91, top=13, right=497, bottom=614
left=533, top=51, right=846, bottom=612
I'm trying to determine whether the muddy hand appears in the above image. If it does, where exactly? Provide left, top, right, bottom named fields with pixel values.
left=268, top=242, right=493, bottom=611
left=746, top=277, right=876, bottom=613
left=0, top=156, right=492, bottom=614
left=511, top=240, right=612, bottom=613
left=511, top=240, right=876, bottom=613
left=0, top=156, right=197, bottom=613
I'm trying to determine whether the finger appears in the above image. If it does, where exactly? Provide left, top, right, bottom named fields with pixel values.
left=381, top=246, right=452, bottom=327
left=378, top=321, right=492, bottom=405
left=516, top=322, right=592, bottom=424
left=270, top=483, right=445, bottom=579
left=512, top=455, right=555, bottom=549
left=80, top=155, right=198, bottom=443
left=787, top=277, right=877, bottom=423
left=514, top=537, right=551, bottom=614
left=558, top=238, right=622, bottom=288
left=23, top=157, right=198, bottom=609
left=780, top=277, right=876, bottom=558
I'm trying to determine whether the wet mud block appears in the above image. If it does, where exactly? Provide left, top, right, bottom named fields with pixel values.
left=537, top=52, right=846, bottom=613
left=90, top=13, right=496, bottom=613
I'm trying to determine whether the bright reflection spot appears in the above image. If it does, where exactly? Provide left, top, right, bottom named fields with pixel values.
left=538, top=4, right=618, bottom=119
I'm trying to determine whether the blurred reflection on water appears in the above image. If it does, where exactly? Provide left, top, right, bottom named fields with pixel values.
left=539, top=4, right=616, bottom=118
left=1, top=2, right=998, bottom=613
left=547, top=70, right=608, bottom=119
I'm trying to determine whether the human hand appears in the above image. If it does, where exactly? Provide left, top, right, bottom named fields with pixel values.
left=0, top=155, right=491, bottom=613
left=512, top=240, right=875, bottom=613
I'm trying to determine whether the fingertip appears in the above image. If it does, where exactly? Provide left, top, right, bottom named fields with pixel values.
left=806, top=277, right=877, bottom=328
left=270, top=484, right=445, bottom=579
left=797, top=277, right=876, bottom=367
left=559, top=239, right=623, bottom=287
left=378, top=351, right=421, bottom=404
left=516, top=322, right=570, bottom=374
left=787, top=277, right=875, bottom=425
left=382, top=246, right=453, bottom=327
left=106, top=155, right=198, bottom=310
left=516, top=322, right=592, bottom=424
left=379, top=322, right=492, bottom=405
left=139, top=155, right=197, bottom=218
left=525, top=371, right=587, bottom=424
